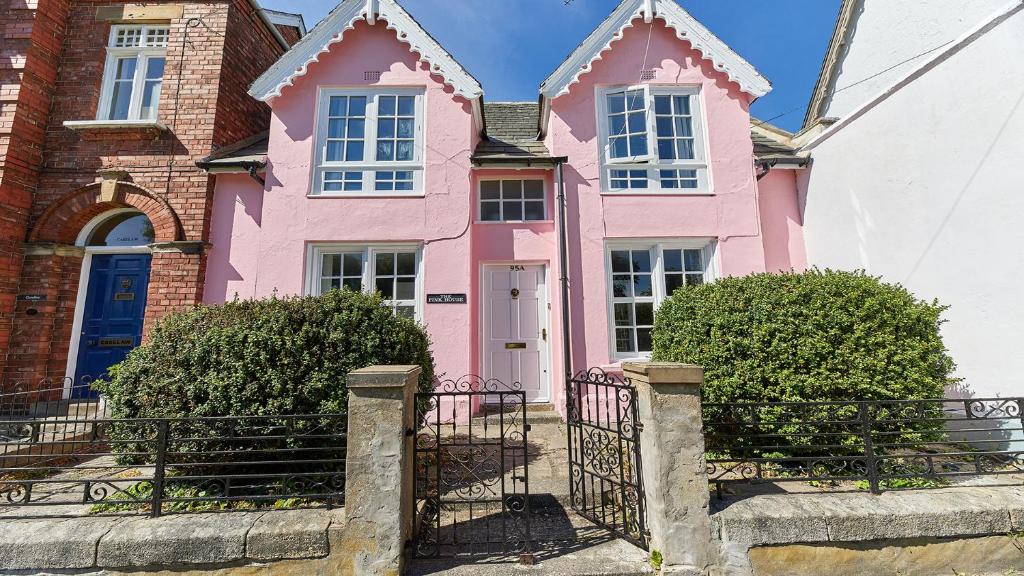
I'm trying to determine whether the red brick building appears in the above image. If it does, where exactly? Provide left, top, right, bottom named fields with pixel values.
left=0, top=1, right=303, bottom=387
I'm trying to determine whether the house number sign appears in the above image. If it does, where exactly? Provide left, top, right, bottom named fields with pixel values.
left=427, top=294, right=467, bottom=304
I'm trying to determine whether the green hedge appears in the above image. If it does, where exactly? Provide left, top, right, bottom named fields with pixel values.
left=652, top=269, right=955, bottom=405
left=97, top=290, right=435, bottom=420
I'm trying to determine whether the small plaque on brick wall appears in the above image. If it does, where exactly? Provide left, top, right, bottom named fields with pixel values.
left=18, top=295, right=46, bottom=302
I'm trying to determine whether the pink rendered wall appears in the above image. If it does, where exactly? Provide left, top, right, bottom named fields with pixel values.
left=545, top=18, right=773, bottom=373
left=250, top=20, right=478, bottom=379
left=757, top=169, right=808, bottom=273
left=204, top=173, right=264, bottom=304
left=469, top=168, right=563, bottom=405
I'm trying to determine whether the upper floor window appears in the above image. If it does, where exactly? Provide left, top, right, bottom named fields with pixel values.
left=313, top=89, right=425, bottom=196
left=98, top=25, right=168, bottom=121
left=605, top=240, right=717, bottom=359
left=479, top=180, right=546, bottom=222
left=597, top=86, right=709, bottom=194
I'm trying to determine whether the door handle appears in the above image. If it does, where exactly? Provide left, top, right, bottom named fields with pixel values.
left=541, top=328, right=547, bottom=341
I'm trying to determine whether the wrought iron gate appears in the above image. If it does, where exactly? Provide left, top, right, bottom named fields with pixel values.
left=566, top=368, right=649, bottom=549
left=412, top=376, right=532, bottom=562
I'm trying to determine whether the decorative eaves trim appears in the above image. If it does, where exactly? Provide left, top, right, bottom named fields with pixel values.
left=540, top=0, right=771, bottom=100
left=249, top=0, right=483, bottom=102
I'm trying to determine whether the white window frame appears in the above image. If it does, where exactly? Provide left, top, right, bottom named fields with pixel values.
left=97, top=25, right=169, bottom=122
left=312, top=88, right=426, bottom=197
left=604, top=239, right=718, bottom=361
left=596, top=85, right=712, bottom=195
left=305, top=244, right=424, bottom=321
left=477, top=178, right=548, bottom=223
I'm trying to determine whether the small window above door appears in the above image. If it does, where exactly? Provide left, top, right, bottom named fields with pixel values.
left=86, top=212, right=155, bottom=247
left=479, top=179, right=547, bottom=222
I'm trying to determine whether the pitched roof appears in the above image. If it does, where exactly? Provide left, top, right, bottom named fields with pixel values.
left=802, top=0, right=859, bottom=129
left=473, top=102, right=554, bottom=164
left=540, top=0, right=771, bottom=100
left=196, top=131, right=269, bottom=170
left=249, top=0, right=483, bottom=102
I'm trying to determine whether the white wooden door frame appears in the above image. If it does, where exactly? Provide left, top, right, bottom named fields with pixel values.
left=480, top=262, right=552, bottom=404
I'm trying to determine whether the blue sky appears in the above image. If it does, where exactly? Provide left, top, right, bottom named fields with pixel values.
left=261, top=0, right=842, bottom=132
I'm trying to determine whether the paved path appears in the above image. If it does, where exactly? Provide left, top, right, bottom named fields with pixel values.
left=406, top=406, right=653, bottom=576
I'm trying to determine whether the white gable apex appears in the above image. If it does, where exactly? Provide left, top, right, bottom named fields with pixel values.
left=540, top=0, right=771, bottom=99
left=249, top=0, right=483, bottom=102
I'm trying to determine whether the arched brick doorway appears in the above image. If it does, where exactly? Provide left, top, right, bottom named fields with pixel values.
left=7, top=182, right=204, bottom=388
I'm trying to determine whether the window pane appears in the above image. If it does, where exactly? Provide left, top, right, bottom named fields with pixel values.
left=610, top=137, right=628, bottom=159
left=321, top=278, right=339, bottom=293
left=481, top=181, right=500, bottom=200
left=656, top=117, right=674, bottom=136
left=654, top=95, right=671, bottom=115
left=665, top=273, right=684, bottom=295
left=326, top=141, right=343, bottom=161
left=86, top=212, right=154, bottom=246
left=523, top=180, right=544, bottom=199
left=631, top=250, right=652, bottom=273
left=347, top=119, right=365, bottom=138
left=629, top=135, right=648, bottom=157
left=636, top=328, right=653, bottom=353
left=397, top=118, right=415, bottom=138
left=686, top=273, right=704, bottom=286
left=376, top=278, right=394, bottom=299
left=675, top=117, right=693, bottom=137
left=611, top=251, right=631, bottom=273
left=481, top=201, right=501, bottom=221
left=614, top=303, right=633, bottom=326
left=664, top=249, right=683, bottom=272
left=140, top=80, right=162, bottom=120
left=635, top=302, right=654, bottom=325
left=397, top=96, right=415, bottom=116
left=343, top=277, right=362, bottom=291
left=378, top=118, right=396, bottom=138
left=376, top=141, right=394, bottom=161
left=607, top=92, right=625, bottom=114
left=114, top=57, right=137, bottom=80
left=349, top=96, right=367, bottom=116
left=676, top=139, right=695, bottom=160
left=328, top=119, right=345, bottom=138
left=346, top=141, right=364, bottom=161
left=612, top=275, right=632, bottom=298
left=634, top=274, right=653, bottom=297
left=503, top=180, right=523, bottom=199
left=379, top=96, right=396, bottom=116
left=524, top=201, right=545, bottom=221
left=396, top=306, right=415, bottom=319
left=396, top=140, right=414, bottom=161
left=616, top=328, right=635, bottom=353
left=610, top=114, right=626, bottom=136
left=503, top=201, right=523, bottom=221
left=684, top=249, right=703, bottom=271
left=145, top=57, right=164, bottom=80
left=625, top=89, right=645, bottom=111
left=395, top=278, right=415, bottom=300
left=658, top=139, right=675, bottom=160
left=674, top=95, right=691, bottom=115
left=396, top=252, right=416, bottom=275
left=343, top=253, right=362, bottom=276
left=376, top=252, right=395, bottom=275
left=627, top=112, right=645, bottom=133
left=322, top=254, right=340, bottom=276
left=329, top=96, right=347, bottom=116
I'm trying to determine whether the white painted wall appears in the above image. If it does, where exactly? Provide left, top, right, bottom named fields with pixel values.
left=822, top=0, right=1008, bottom=120
left=802, top=6, right=1024, bottom=397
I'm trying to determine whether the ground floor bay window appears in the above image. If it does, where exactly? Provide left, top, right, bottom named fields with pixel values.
left=306, top=244, right=422, bottom=319
left=605, top=240, right=717, bottom=360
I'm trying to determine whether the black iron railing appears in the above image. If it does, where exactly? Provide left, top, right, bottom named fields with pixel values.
left=0, top=379, right=347, bottom=516
left=704, top=398, right=1024, bottom=497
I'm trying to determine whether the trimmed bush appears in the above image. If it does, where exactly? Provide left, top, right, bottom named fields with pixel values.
left=97, top=290, right=435, bottom=420
left=652, top=269, right=955, bottom=404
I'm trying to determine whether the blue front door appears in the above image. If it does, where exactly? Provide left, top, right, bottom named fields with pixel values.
left=74, top=254, right=152, bottom=397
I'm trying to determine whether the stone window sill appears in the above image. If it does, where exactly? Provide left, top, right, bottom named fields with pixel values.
left=63, top=120, right=168, bottom=133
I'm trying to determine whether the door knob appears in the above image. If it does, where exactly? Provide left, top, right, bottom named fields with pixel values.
left=542, top=328, right=547, bottom=341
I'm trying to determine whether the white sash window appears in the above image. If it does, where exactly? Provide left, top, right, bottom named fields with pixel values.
left=313, top=88, right=425, bottom=196
left=597, top=85, right=710, bottom=194
left=98, top=25, right=168, bottom=121
left=307, top=244, right=422, bottom=320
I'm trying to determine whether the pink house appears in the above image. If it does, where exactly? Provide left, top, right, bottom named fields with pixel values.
left=200, top=0, right=808, bottom=410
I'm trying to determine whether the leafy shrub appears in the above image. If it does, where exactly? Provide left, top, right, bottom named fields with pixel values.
left=653, top=270, right=956, bottom=459
left=98, top=289, right=434, bottom=419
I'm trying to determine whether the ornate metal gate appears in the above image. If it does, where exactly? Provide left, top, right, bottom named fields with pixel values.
left=412, top=376, right=533, bottom=562
left=566, top=368, right=649, bottom=549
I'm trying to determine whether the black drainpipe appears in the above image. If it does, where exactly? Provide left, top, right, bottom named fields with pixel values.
left=554, top=158, right=573, bottom=382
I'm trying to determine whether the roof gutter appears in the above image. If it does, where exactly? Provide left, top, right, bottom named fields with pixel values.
left=246, top=0, right=290, bottom=51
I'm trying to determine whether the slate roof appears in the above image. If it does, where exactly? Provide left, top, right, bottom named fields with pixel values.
left=472, top=102, right=555, bottom=164
left=196, top=131, right=269, bottom=169
left=750, top=124, right=805, bottom=164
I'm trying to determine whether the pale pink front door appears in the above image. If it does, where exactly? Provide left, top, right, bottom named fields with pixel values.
left=483, top=264, right=550, bottom=403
